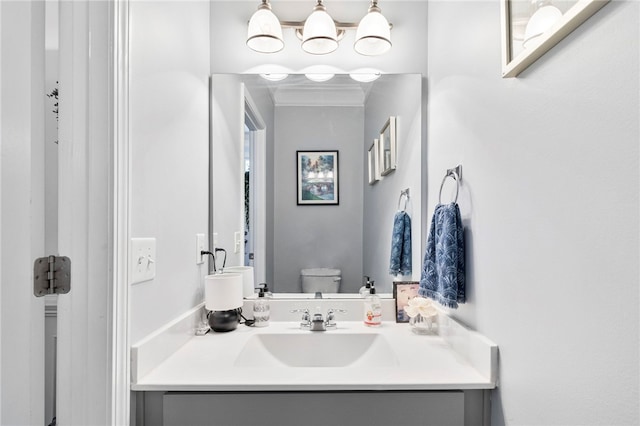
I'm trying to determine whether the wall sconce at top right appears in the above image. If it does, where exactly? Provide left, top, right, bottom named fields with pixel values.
left=501, top=0, right=609, bottom=77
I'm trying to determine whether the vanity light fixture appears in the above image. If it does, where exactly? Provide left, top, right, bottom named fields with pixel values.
left=247, top=0, right=392, bottom=56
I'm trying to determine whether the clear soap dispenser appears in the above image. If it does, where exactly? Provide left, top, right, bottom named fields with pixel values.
left=363, top=283, right=382, bottom=327
left=253, top=287, right=270, bottom=327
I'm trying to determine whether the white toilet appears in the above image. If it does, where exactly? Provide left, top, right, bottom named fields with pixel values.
left=300, top=268, right=342, bottom=293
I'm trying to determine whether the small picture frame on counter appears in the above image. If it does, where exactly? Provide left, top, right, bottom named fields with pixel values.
left=393, top=281, right=420, bottom=323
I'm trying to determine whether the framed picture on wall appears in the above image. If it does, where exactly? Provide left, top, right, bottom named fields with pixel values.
left=296, top=150, right=339, bottom=205
left=393, top=281, right=420, bottom=323
left=367, top=139, right=380, bottom=185
left=379, top=117, right=397, bottom=176
left=501, top=0, right=609, bottom=77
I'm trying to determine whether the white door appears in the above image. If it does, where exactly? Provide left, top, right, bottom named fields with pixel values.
left=1, top=1, right=126, bottom=425
left=1, top=2, right=47, bottom=424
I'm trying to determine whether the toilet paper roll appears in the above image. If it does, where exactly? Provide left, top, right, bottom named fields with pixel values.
left=223, top=266, right=255, bottom=298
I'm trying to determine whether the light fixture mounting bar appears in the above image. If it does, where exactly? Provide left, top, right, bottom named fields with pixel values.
left=279, top=21, right=390, bottom=31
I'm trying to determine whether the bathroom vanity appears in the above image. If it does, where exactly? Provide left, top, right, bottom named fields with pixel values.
left=131, top=298, right=497, bottom=426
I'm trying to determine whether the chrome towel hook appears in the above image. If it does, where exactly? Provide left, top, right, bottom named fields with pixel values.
left=438, top=165, right=462, bottom=204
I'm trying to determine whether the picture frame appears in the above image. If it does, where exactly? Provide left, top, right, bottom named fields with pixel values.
left=296, top=150, right=339, bottom=205
left=501, top=0, right=609, bottom=78
left=393, top=281, right=420, bottom=323
left=379, top=116, right=396, bottom=176
left=367, top=139, right=380, bottom=185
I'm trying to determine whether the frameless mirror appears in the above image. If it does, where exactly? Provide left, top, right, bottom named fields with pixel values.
left=210, top=74, right=423, bottom=297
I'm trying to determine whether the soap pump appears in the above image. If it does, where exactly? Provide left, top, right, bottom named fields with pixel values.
left=359, top=276, right=372, bottom=298
left=258, top=282, right=273, bottom=299
left=363, top=283, right=382, bottom=327
left=253, top=287, right=270, bottom=327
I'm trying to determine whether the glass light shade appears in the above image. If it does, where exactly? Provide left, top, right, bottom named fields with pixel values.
left=205, top=273, right=243, bottom=311
left=349, top=72, right=381, bottom=83
left=247, top=2, right=284, bottom=54
left=259, top=73, right=288, bottom=81
left=304, top=73, right=335, bottom=82
left=354, top=6, right=391, bottom=56
left=522, top=5, right=562, bottom=49
left=301, top=3, right=338, bottom=55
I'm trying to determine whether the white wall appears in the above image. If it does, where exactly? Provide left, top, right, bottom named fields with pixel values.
left=129, top=1, right=210, bottom=343
left=363, top=74, right=423, bottom=293
left=273, top=106, right=364, bottom=293
left=427, top=1, right=639, bottom=424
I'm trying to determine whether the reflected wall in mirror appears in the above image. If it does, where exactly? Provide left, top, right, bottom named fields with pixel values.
left=210, top=74, right=423, bottom=295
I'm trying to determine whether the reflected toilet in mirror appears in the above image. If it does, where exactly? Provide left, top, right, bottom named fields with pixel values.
left=300, top=268, right=342, bottom=294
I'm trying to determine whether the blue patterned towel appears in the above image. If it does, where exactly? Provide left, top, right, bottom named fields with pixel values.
left=389, top=211, right=412, bottom=276
left=419, top=203, right=465, bottom=308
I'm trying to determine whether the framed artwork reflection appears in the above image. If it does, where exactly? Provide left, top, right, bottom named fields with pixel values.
left=296, top=150, right=339, bottom=205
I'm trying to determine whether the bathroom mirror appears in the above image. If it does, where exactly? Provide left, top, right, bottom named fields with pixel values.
left=210, top=73, right=424, bottom=296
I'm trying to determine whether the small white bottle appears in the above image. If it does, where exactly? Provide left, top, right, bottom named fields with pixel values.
left=253, top=287, right=270, bottom=327
left=363, top=285, right=382, bottom=327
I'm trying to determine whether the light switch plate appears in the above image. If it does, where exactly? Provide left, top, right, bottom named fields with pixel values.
left=130, top=238, right=156, bottom=284
left=196, top=233, right=205, bottom=264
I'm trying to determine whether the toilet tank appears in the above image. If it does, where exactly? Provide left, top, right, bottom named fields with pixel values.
left=300, top=268, right=342, bottom=293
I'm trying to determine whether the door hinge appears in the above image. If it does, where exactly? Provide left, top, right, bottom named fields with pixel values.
left=34, top=255, right=71, bottom=297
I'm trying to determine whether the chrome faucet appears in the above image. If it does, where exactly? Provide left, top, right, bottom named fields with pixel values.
left=291, top=308, right=347, bottom=331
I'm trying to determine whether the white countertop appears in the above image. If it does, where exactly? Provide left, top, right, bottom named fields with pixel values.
left=131, top=319, right=497, bottom=392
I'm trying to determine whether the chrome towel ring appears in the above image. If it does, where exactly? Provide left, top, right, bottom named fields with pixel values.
left=438, top=164, right=462, bottom=204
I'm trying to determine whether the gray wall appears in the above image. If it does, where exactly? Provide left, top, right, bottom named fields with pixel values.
left=273, top=106, right=364, bottom=293
left=427, top=1, right=639, bottom=424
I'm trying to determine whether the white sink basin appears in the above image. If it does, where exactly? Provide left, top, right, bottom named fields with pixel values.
left=234, top=333, right=398, bottom=368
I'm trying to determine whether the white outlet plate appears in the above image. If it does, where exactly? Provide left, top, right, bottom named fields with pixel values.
left=213, top=232, right=219, bottom=246
left=196, top=233, right=205, bottom=264
left=130, top=238, right=156, bottom=285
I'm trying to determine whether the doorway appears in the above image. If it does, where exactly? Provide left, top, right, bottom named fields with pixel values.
left=243, top=91, right=266, bottom=286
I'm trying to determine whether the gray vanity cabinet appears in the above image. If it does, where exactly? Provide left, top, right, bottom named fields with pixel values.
left=136, top=390, right=490, bottom=426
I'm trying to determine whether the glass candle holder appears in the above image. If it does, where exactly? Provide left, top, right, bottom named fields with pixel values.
left=409, top=313, right=437, bottom=335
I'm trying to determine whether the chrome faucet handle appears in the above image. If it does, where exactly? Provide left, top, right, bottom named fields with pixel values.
left=325, top=308, right=347, bottom=329
left=290, top=308, right=311, bottom=328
